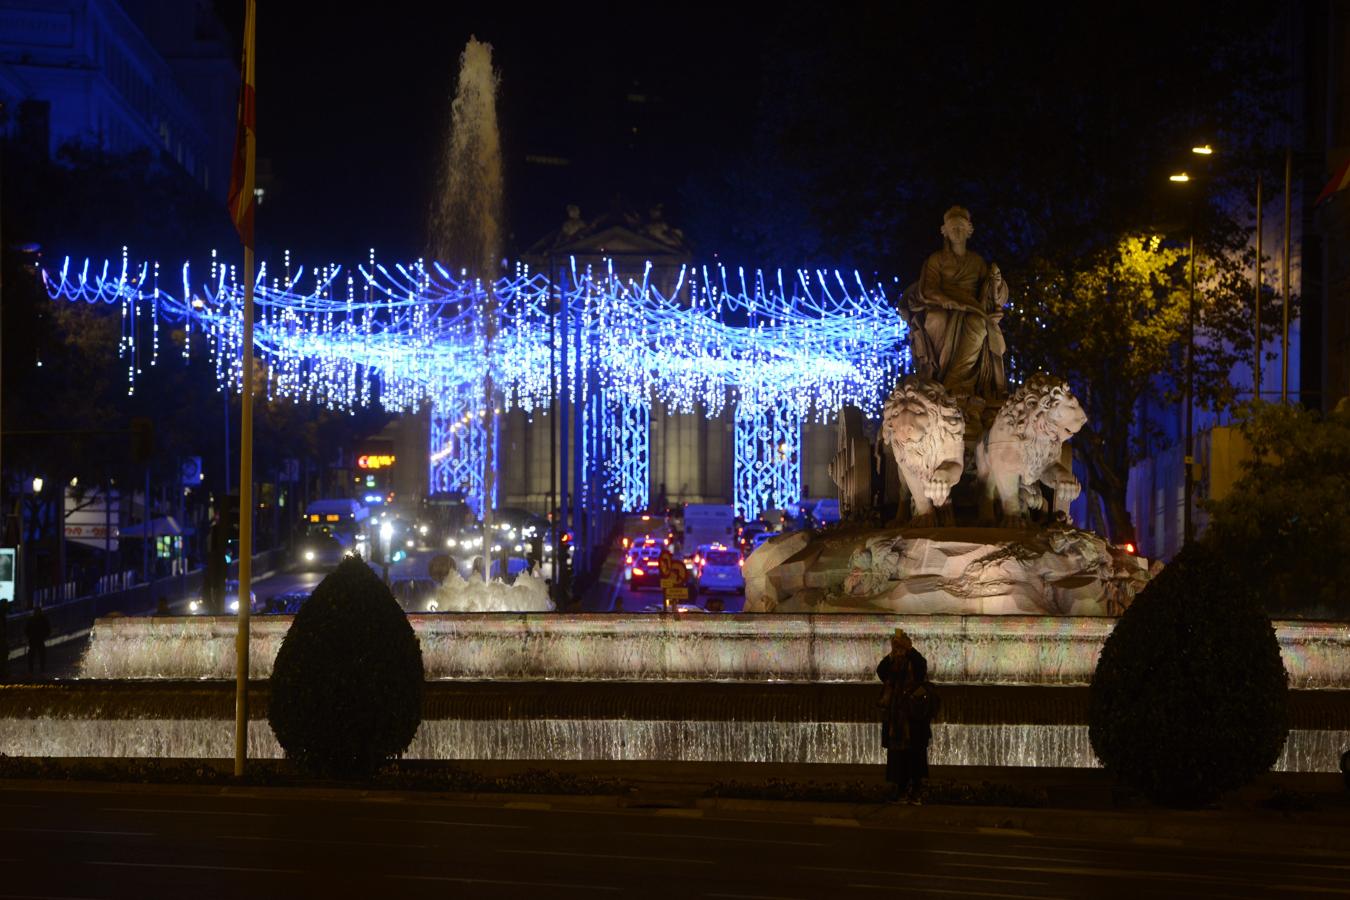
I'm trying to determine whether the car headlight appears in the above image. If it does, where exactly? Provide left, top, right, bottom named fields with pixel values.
left=406, top=539, right=415, bottom=548
left=447, top=537, right=457, bottom=547
left=304, top=550, right=315, bottom=561
left=228, top=599, right=239, bottom=612
left=419, top=525, right=429, bottom=535
left=514, top=543, right=523, bottom=552
left=426, top=600, right=439, bottom=612
left=188, top=600, right=200, bottom=613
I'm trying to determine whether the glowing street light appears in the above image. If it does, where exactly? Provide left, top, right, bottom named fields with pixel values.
left=1169, top=173, right=1191, bottom=182
left=1191, top=145, right=1213, bottom=155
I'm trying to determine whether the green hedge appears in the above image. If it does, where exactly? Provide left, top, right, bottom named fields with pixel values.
left=268, top=558, right=423, bottom=777
left=1090, top=544, right=1289, bottom=805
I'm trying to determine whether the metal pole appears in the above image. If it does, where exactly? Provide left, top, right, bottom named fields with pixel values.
left=1254, top=174, right=1262, bottom=399
left=1281, top=146, right=1292, bottom=403
left=233, top=0, right=256, bottom=779
left=549, top=259, right=557, bottom=588
left=558, top=268, right=570, bottom=597
left=481, top=278, right=495, bottom=584
left=1183, top=230, right=1195, bottom=547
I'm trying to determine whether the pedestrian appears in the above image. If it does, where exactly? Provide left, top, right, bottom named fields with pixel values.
left=25, top=605, right=51, bottom=676
left=877, top=628, right=932, bottom=804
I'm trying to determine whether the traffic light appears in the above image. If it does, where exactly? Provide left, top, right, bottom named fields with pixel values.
left=130, top=417, right=154, bottom=465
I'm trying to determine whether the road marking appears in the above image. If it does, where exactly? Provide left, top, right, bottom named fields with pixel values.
left=976, top=826, right=1034, bottom=837
left=101, top=807, right=273, bottom=818
left=802, top=866, right=1046, bottom=887
left=355, top=816, right=527, bottom=829
left=654, top=808, right=703, bottom=818
left=219, top=834, right=426, bottom=849
left=88, top=861, right=303, bottom=875
left=498, top=848, right=714, bottom=865
left=391, top=875, right=620, bottom=892
left=948, top=861, right=1291, bottom=888
left=632, top=832, right=827, bottom=847
left=849, top=884, right=1063, bottom=900
left=1131, top=836, right=1184, bottom=847
left=503, top=801, right=552, bottom=810
left=923, top=849, right=1088, bottom=864
left=5, top=828, right=153, bottom=837
left=812, top=817, right=860, bottom=827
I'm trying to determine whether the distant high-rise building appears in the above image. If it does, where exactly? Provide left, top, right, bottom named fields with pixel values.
left=0, top=0, right=235, bottom=199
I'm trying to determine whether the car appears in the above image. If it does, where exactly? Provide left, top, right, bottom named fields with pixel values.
left=296, top=532, right=345, bottom=571
left=261, top=589, right=311, bottom=615
left=810, top=499, right=841, bottom=525
left=187, top=579, right=258, bottom=615
left=751, top=531, right=776, bottom=551
left=626, top=542, right=666, bottom=591
left=696, top=546, right=745, bottom=595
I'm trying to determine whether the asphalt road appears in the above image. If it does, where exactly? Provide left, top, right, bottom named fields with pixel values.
left=1, top=783, right=1346, bottom=899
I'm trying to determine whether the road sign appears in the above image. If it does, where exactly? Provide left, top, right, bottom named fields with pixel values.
left=180, top=456, right=203, bottom=486
left=0, top=548, right=14, bottom=602
left=664, top=586, right=689, bottom=601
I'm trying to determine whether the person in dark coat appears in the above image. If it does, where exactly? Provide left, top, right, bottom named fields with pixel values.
left=877, top=628, right=931, bottom=804
left=25, top=605, right=51, bottom=676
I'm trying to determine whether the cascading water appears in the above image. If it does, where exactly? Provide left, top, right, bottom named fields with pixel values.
left=78, top=614, right=1350, bottom=689
left=3, top=682, right=1345, bottom=772
left=429, top=37, right=504, bottom=532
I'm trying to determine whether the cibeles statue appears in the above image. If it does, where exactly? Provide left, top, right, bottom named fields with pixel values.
left=880, top=376, right=966, bottom=527
left=975, top=374, right=1087, bottom=526
left=900, top=206, right=1010, bottom=403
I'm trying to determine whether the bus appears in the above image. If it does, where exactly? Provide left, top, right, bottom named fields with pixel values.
left=298, top=499, right=369, bottom=569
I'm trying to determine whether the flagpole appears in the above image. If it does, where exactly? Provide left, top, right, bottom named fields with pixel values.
left=233, top=0, right=257, bottom=779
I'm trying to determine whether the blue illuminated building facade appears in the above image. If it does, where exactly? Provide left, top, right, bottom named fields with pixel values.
left=0, top=0, right=235, bottom=198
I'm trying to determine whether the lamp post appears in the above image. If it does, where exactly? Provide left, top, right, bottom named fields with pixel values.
left=1171, top=143, right=1213, bottom=548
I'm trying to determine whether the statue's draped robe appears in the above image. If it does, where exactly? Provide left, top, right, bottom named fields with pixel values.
left=903, top=248, right=1006, bottom=400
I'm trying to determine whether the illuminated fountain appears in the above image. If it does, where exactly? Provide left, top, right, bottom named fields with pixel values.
left=23, top=44, right=1350, bottom=777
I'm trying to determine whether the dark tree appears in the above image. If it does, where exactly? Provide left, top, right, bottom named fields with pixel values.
left=1090, top=543, right=1289, bottom=806
left=269, top=557, right=424, bottom=777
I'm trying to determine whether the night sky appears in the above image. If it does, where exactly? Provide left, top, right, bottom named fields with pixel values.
left=228, top=3, right=767, bottom=263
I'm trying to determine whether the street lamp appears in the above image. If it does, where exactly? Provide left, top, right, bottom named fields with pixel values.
left=1170, top=143, right=1214, bottom=548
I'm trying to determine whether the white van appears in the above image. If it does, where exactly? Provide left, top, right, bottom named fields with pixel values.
left=682, top=504, right=735, bottom=558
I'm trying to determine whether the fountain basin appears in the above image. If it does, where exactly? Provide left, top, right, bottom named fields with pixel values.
left=78, top=613, right=1350, bottom=690
left=1, top=682, right=1345, bottom=773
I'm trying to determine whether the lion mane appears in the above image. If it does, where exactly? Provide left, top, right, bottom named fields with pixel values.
left=989, top=374, right=1081, bottom=481
left=881, top=375, right=966, bottom=475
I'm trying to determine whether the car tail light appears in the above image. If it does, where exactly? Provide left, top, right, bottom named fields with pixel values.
left=632, top=567, right=644, bottom=576
left=739, top=558, right=744, bottom=567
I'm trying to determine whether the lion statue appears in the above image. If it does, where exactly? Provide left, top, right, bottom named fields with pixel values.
left=975, top=373, right=1087, bottom=525
left=879, top=375, right=966, bottom=527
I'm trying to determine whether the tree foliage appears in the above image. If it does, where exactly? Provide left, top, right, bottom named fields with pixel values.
left=1090, top=543, right=1289, bottom=806
left=1202, top=402, right=1350, bottom=619
left=682, top=5, right=1292, bottom=543
left=269, top=557, right=424, bottom=777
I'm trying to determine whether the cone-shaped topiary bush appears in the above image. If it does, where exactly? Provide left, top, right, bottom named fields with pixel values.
left=269, top=557, right=423, bottom=777
left=1090, top=543, right=1289, bottom=806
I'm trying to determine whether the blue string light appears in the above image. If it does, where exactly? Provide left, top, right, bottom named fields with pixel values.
left=44, top=252, right=908, bottom=517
